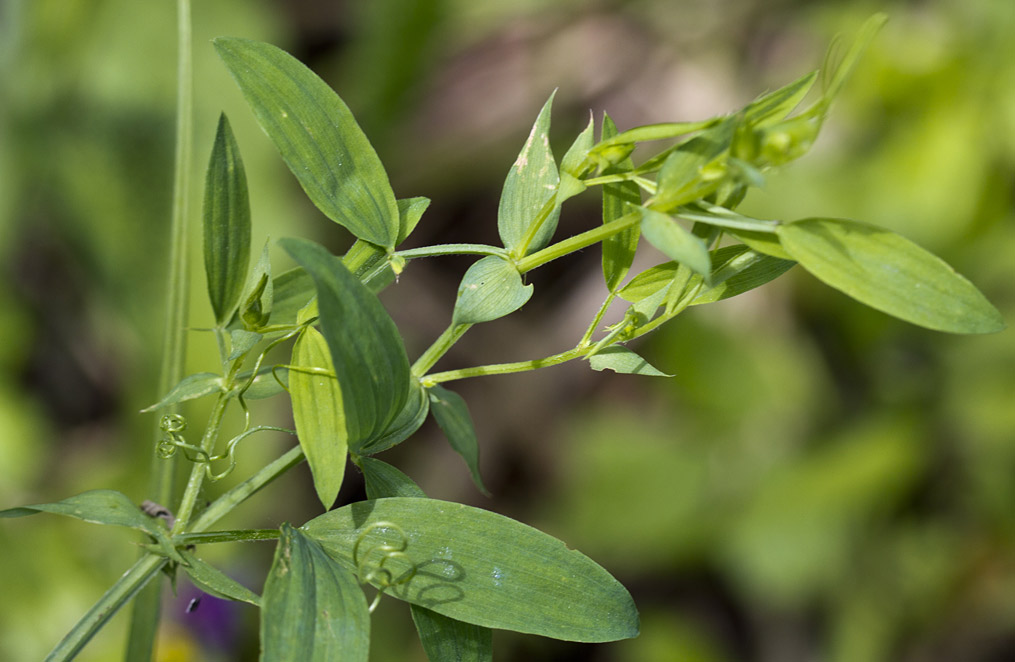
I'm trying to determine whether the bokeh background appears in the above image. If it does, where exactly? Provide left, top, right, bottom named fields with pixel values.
left=1, top=0, right=1013, bottom=660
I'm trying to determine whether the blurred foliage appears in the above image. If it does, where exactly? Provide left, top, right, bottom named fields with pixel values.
left=1, top=0, right=1012, bottom=661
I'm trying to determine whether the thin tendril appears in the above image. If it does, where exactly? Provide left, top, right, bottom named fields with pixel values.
left=352, top=521, right=418, bottom=611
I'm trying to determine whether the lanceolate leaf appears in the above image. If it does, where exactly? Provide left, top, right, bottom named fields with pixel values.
left=179, top=550, right=260, bottom=606
left=302, top=498, right=639, bottom=642
left=214, top=38, right=399, bottom=249
left=601, top=113, right=641, bottom=292
left=290, top=327, right=348, bottom=510
left=411, top=604, right=493, bottom=662
left=498, top=92, right=560, bottom=256
left=358, top=456, right=426, bottom=499
left=452, top=256, right=533, bottom=326
left=777, top=218, right=1004, bottom=334
left=428, top=385, right=489, bottom=495
left=0, top=490, right=184, bottom=563
left=743, top=71, right=818, bottom=128
left=141, top=372, right=223, bottom=412
left=261, top=524, right=369, bottom=662
left=640, top=208, right=711, bottom=281
left=282, top=238, right=411, bottom=445
left=203, top=114, right=251, bottom=325
left=589, top=346, right=673, bottom=377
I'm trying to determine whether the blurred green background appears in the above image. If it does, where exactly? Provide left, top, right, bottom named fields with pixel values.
left=1, top=0, right=1012, bottom=660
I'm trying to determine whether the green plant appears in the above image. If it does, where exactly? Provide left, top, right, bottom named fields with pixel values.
left=1, top=10, right=1004, bottom=661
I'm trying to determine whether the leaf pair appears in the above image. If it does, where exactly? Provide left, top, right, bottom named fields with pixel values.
left=283, top=239, right=413, bottom=509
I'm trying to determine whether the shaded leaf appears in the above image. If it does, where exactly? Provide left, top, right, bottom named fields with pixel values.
left=203, top=114, right=251, bottom=325
left=589, top=346, right=672, bottom=377
left=640, top=209, right=711, bottom=281
left=730, top=228, right=794, bottom=260
left=303, top=498, right=639, bottom=642
left=180, top=550, right=260, bottom=606
left=214, top=38, right=399, bottom=248
left=239, top=242, right=273, bottom=331
left=411, top=604, right=493, bottom=662
left=236, top=366, right=289, bottom=400
left=397, top=196, right=431, bottom=245
left=452, top=256, right=533, bottom=326
left=281, top=238, right=411, bottom=445
left=269, top=267, right=316, bottom=327
left=142, top=373, right=223, bottom=412
left=692, top=246, right=796, bottom=305
left=229, top=330, right=262, bottom=360
left=428, top=385, right=489, bottom=495
left=290, top=327, right=348, bottom=510
left=261, top=524, right=369, bottom=662
left=777, top=217, right=1004, bottom=334
left=356, top=378, right=429, bottom=456
left=498, top=92, right=560, bottom=255
left=359, top=456, right=426, bottom=500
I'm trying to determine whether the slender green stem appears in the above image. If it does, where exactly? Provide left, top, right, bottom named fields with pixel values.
left=190, top=445, right=305, bottom=533
left=517, top=211, right=641, bottom=274
left=126, top=1, right=191, bottom=659
left=50, top=555, right=168, bottom=662
left=424, top=346, right=585, bottom=385
left=174, top=529, right=281, bottom=545
left=411, top=323, right=471, bottom=377
left=396, top=244, right=508, bottom=260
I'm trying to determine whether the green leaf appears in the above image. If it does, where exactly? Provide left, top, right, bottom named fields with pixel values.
left=203, top=114, right=251, bottom=326
left=589, top=346, right=672, bottom=377
left=411, top=604, right=493, bottom=662
left=239, top=241, right=273, bottom=331
left=821, top=13, right=888, bottom=106
left=777, top=218, right=1004, bottom=334
left=141, top=372, right=223, bottom=412
left=1, top=490, right=158, bottom=531
left=214, top=38, right=399, bottom=248
left=179, top=550, right=260, bottom=606
left=498, top=92, right=560, bottom=255
left=743, top=71, right=818, bottom=128
left=303, top=498, right=639, bottom=642
left=359, top=456, right=427, bottom=499
left=639, top=208, right=711, bottom=281
left=428, top=385, right=489, bottom=496
left=397, top=196, right=431, bottom=246
left=269, top=267, right=316, bottom=327
left=281, top=238, right=411, bottom=445
left=730, top=228, right=794, bottom=260
left=0, top=490, right=184, bottom=564
left=691, top=246, right=796, bottom=305
left=452, top=256, right=533, bottom=326
left=235, top=366, right=289, bottom=400
left=261, top=524, right=370, bottom=662
left=356, top=377, right=429, bottom=455
left=589, top=118, right=720, bottom=155
left=601, top=113, right=641, bottom=292
left=229, top=329, right=262, bottom=360
left=617, top=262, right=679, bottom=304
left=560, top=114, right=595, bottom=180
left=290, top=327, right=348, bottom=510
